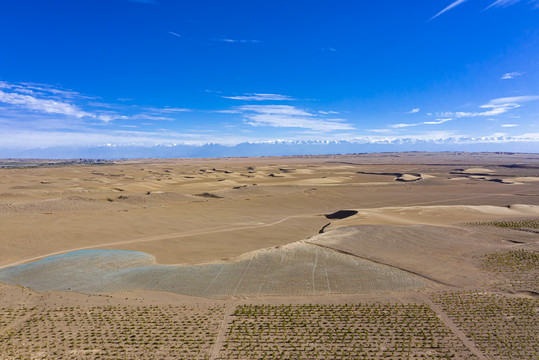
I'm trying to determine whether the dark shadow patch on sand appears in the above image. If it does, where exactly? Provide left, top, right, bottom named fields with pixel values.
left=325, top=210, right=358, bottom=220
left=195, top=192, right=223, bottom=199
left=319, top=223, right=331, bottom=234
left=498, top=164, right=539, bottom=170
left=357, top=171, right=422, bottom=182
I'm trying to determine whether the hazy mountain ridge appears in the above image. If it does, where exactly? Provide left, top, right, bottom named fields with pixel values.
left=1, top=138, right=538, bottom=159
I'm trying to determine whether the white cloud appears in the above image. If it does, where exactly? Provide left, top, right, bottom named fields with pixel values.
left=501, top=72, right=523, bottom=80
left=237, top=105, right=354, bottom=131
left=238, top=105, right=312, bottom=116
left=487, top=95, right=539, bottom=104
left=0, top=90, right=93, bottom=119
left=223, top=93, right=295, bottom=101
left=391, top=118, right=452, bottom=128
left=430, top=0, right=469, bottom=21
left=440, top=95, right=539, bottom=118
left=486, top=0, right=521, bottom=9
left=215, top=39, right=260, bottom=44
left=212, top=109, right=242, bottom=114
left=424, top=118, right=453, bottom=125
left=367, top=129, right=395, bottom=133
left=0, top=81, right=195, bottom=125
left=168, top=31, right=182, bottom=38
left=501, top=124, right=519, bottom=127
left=141, top=106, right=191, bottom=113
left=408, top=108, right=420, bottom=114
left=431, top=0, right=538, bottom=20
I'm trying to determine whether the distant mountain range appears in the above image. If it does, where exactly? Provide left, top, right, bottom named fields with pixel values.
left=1, top=138, right=538, bottom=159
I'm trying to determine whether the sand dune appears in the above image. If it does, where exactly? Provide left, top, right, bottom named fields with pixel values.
left=325, top=204, right=539, bottom=228
left=1, top=152, right=538, bottom=297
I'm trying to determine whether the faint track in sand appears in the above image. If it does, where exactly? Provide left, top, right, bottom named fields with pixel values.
left=209, top=302, right=237, bottom=360
left=1, top=193, right=532, bottom=270
left=421, top=294, right=490, bottom=360
left=0, top=215, right=318, bottom=270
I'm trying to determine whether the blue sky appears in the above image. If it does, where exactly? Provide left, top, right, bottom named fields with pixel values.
left=1, top=0, right=538, bottom=154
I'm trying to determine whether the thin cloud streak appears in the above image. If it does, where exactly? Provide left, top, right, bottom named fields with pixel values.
left=391, top=118, right=452, bottom=128
left=223, top=93, right=295, bottom=101
left=430, top=0, right=468, bottom=20
left=430, top=0, right=538, bottom=20
left=486, top=0, right=521, bottom=9
left=215, top=39, right=260, bottom=43
left=168, top=31, right=182, bottom=38
left=439, top=95, right=539, bottom=118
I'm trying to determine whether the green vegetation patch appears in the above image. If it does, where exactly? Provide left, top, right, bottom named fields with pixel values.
left=481, top=250, right=539, bottom=272
left=480, top=250, right=539, bottom=292
left=466, top=218, right=539, bottom=229
left=0, top=305, right=224, bottom=360
left=434, top=292, right=539, bottom=360
left=218, top=303, right=477, bottom=360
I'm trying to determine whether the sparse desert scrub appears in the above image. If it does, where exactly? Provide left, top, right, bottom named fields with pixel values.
left=466, top=218, right=539, bottom=229
left=218, top=303, right=477, bottom=360
left=0, top=304, right=224, bottom=360
left=480, top=250, right=539, bottom=291
left=433, top=292, right=539, bottom=360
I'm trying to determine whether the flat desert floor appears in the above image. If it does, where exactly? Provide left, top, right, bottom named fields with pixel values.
left=0, top=152, right=538, bottom=359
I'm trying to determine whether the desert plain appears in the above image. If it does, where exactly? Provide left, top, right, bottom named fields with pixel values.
left=0, top=151, right=537, bottom=359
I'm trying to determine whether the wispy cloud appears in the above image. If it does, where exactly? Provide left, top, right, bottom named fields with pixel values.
left=0, top=90, right=95, bottom=119
left=0, top=81, right=191, bottom=125
left=140, top=106, right=191, bottom=113
left=168, top=31, right=182, bottom=38
left=391, top=118, right=452, bottom=128
left=501, top=124, right=519, bottom=127
left=1, top=81, right=93, bottom=100
left=430, top=0, right=538, bottom=20
left=501, top=71, right=523, bottom=80
left=439, top=95, right=539, bottom=118
left=430, top=0, right=469, bottom=21
left=408, top=108, right=420, bottom=114
left=486, top=0, right=521, bottom=9
left=215, top=39, right=260, bottom=44
left=223, top=93, right=295, bottom=101
left=237, top=105, right=354, bottom=131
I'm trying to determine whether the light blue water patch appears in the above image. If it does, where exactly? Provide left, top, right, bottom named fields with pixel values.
left=0, top=246, right=429, bottom=297
left=0, top=250, right=156, bottom=293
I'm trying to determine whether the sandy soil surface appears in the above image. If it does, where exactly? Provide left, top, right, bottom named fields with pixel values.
left=1, top=152, right=539, bottom=269
left=1, top=152, right=538, bottom=359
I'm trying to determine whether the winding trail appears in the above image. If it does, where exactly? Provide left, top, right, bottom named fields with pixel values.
left=0, top=192, right=526, bottom=271
left=0, top=214, right=317, bottom=270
